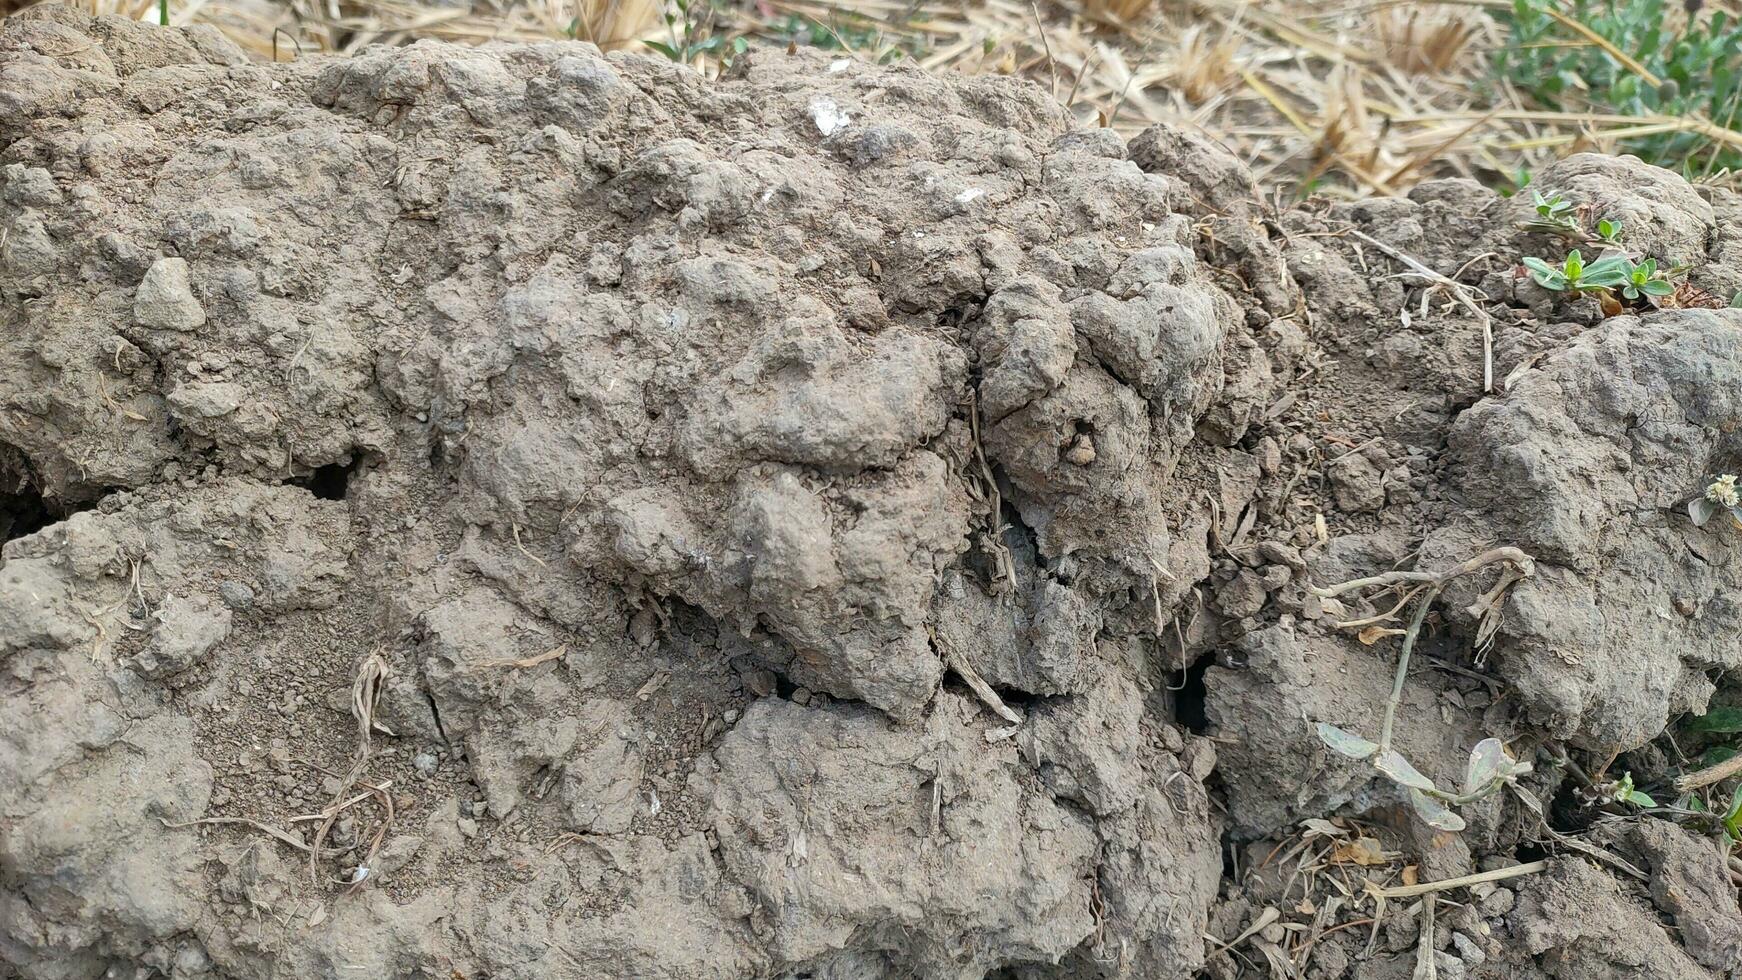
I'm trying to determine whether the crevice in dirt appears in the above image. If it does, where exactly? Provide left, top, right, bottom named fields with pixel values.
left=1514, top=840, right=1552, bottom=863
left=288, top=450, right=376, bottom=502
left=1168, top=649, right=1215, bottom=735
left=423, top=689, right=451, bottom=747
left=0, top=447, right=97, bottom=545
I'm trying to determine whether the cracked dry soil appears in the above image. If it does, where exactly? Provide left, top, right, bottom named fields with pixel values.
left=4, top=7, right=1742, bottom=979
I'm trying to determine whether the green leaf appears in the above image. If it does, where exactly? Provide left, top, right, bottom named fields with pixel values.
left=1723, top=784, right=1742, bottom=841
left=1462, top=738, right=1509, bottom=797
left=1597, top=218, right=1617, bottom=239
left=1685, top=706, right=1742, bottom=733
left=1316, top=722, right=1379, bottom=760
left=1689, top=496, right=1720, bottom=527
left=1376, top=749, right=1437, bottom=792
left=1644, top=278, right=1674, bottom=296
left=643, top=39, right=680, bottom=59
left=1564, top=249, right=1584, bottom=279
left=1409, top=788, right=1467, bottom=832
left=1626, top=790, right=1658, bottom=808
left=1580, top=255, right=1629, bottom=287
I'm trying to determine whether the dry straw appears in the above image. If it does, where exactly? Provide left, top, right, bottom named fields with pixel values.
left=8, top=0, right=1735, bottom=194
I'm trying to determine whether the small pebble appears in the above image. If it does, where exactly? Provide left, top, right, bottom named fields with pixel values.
left=456, top=817, right=478, bottom=839
left=413, top=751, right=439, bottom=775
left=1452, top=932, right=1486, bottom=967
left=217, top=581, right=255, bottom=611
left=1064, top=435, right=1097, bottom=466
left=743, top=669, right=777, bottom=698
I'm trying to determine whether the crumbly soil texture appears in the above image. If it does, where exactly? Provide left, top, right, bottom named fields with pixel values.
left=5, top=8, right=1742, bottom=980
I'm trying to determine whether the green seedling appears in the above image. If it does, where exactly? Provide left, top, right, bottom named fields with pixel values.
left=1617, top=257, right=1674, bottom=300
left=1317, top=727, right=1532, bottom=831
left=1604, top=770, right=1657, bottom=808
left=1310, top=548, right=1537, bottom=832
left=1595, top=218, right=1624, bottom=248
left=1522, top=190, right=1583, bottom=237
left=1522, top=249, right=1628, bottom=294
left=1688, top=474, right=1742, bottom=527
left=644, top=0, right=747, bottom=68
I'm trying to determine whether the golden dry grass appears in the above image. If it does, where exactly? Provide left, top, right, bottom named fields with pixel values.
left=7, top=0, right=1738, bottom=196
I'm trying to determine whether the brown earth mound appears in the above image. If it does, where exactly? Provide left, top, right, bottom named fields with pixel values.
left=3, top=7, right=1741, bottom=979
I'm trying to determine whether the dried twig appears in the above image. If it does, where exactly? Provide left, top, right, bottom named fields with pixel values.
left=1345, top=229, right=1496, bottom=393
left=308, top=650, right=392, bottom=885
left=1674, top=750, right=1742, bottom=793
left=933, top=628, right=1022, bottom=724
left=1313, top=547, right=1532, bottom=753
left=1309, top=547, right=1533, bottom=601
left=477, top=643, right=567, bottom=669
left=1367, top=859, right=1548, bottom=899
left=160, top=816, right=349, bottom=857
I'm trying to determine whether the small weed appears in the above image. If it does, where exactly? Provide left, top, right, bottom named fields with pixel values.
left=1496, top=167, right=1532, bottom=198
left=1522, top=249, right=1629, bottom=294
left=1687, top=474, right=1742, bottom=527
left=1602, top=770, right=1657, bottom=808
left=1594, top=218, right=1625, bottom=248
left=1318, top=724, right=1534, bottom=830
left=1310, top=548, right=1536, bottom=832
left=1617, top=257, right=1675, bottom=300
left=644, top=0, right=746, bottom=68
left=1522, top=190, right=1583, bottom=238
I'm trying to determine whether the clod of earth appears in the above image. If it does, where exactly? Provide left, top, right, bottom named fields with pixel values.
left=3, top=7, right=1742, bottom=980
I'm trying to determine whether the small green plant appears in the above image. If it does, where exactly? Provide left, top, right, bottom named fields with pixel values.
left=1310, top=548, right=1536, bottom=832
left=1595, top=218, right=1624, bottom=248
left=1603, top=770, right=1658, bottom=808
left=1726, top=785, right=1742, bottom=842
left=1617, top=257, right=1674, bottom=300
left=644, top=0, right=747, bottom=67
left=1523, top=249, right=1629, bottom=294
left=1688, top=474, right=1742, bottom=527
left=1317, top=725, right=1533, bottom=830
left=1497, top=166, right=1532, bottom=198
left=1522, top=190, right=1583, bottom=238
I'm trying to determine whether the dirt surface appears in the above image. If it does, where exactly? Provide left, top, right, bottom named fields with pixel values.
left=3, top=8, right=1742, bottom=980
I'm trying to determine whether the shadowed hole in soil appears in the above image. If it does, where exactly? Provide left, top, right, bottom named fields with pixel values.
left=1169, top=650, right=1215, bottom=735
left=1, top=449, right=96, bottom=545
left=1545, top=775, right=1597, bottom=835
left=291, top=451, right=376, bottom=502
left=1514, top=841, right=1551, bottom=863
